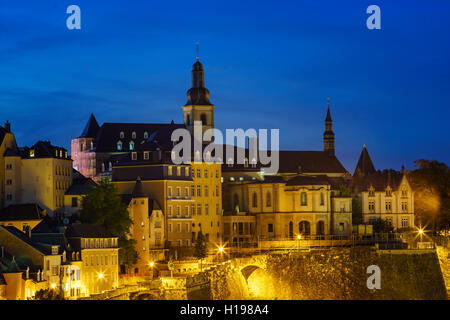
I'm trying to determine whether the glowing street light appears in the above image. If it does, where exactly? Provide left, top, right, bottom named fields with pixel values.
left=98, top=273, right=104, bottom=279
left=297, top=234, right=301, bottom=240
left=218, top=246, right=224, bottom=253
left=51, top=283, right=56, bottom=289
left=149, top=261, right=155, bottom=268
left=418, top=229, right=424, bottom=235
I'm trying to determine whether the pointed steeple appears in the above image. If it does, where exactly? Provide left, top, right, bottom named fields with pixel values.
left=323, top=98, right=335, bottom=155
left=353, top=144, right=376, bottom=177
left=80, top=113, right=100, bottom=138
left=325, top=99, right=332, bottom=122
left=185, top=59, right=212, bottom=106
left=132, top=176, right=146, bottom=198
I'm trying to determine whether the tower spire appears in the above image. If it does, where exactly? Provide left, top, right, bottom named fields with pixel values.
left=196, top=41, right=199, bottom=61
left=323, top=98, right=335, bottom=155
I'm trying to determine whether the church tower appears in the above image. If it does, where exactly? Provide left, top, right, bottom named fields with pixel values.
left=323, top=99, right=335, bottom=155
left=182, top=57, right=215, bottom=136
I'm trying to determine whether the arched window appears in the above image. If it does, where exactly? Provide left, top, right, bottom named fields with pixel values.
left=299, top=221, right=310, bottom=236
left=301, top=192, right=307, bottom=206
left=144, top=131, right=148, bottom=139
left=266, top=191, right=272, bottom=207
left=200, top=114, right=207, bottom=125
left=120, top=131, right=124, bottom=139
left=108, top=162, right=112, bottom=171
left=129, top=141, right=135, bottom=150
left=117, top=141, right=122, bottom=151
left=132, top=131, right=136, bottom=139
left=101, top=163, right=105, bottom=172
left=320, top=192, right=324, bottom=206
left=252, top=192, right=258, bottom=208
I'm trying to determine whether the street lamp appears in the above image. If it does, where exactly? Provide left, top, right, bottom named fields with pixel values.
left=149, top=261, right=155, bottom=268
left=98, top=273, right=104, bottom=279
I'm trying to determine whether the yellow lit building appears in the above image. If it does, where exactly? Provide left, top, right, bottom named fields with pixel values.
left=352, top=145, right=415, bottom=230
left=65, top=223, right=119, bottom=297
left=4, top=141, right=72, bottom=213
left=0, top=121, right=18, bottom=209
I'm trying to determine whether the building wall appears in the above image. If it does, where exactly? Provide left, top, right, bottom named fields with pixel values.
left=4, top=157, right=72, bottom=212
left=191, top=162, right=222, bottom=246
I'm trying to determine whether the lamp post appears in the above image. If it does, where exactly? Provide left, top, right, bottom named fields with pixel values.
left=149, top=261, right=155, bottom=279
left=218, top=246, right=224, bottom=263
left=297, top=234, right=301, bottom=251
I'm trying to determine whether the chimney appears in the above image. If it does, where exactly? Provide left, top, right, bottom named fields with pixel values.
left=4, top=120, right=10, bottom=133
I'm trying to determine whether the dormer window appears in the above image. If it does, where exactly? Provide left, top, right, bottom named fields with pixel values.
left=59, top=150, right=62, bottom=157
left=132, top=131, right=136, bottom=139
left=117, top=141, right=122, bottom=151
left=120, top=131, right=124, bottom=139
left=30, top=149, right=35, bottom=157
left=144, top=131, right=148, bottom=139
left=129, top=141, right=135, bottom=150
left=386, top=187, right=392, bottom=197
left=368, top=186, right=375, bottom=197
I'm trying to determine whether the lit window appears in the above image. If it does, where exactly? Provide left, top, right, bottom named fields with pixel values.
left=117, top=141, right=122, bottom=151
left=144, top=131, right=148, bottom=139
left=144, top=152, right=149, bottom=160
left=301, top=192, right=307, bottom=206
left=168, top=166, right=173, bottom=175
left=129, top=141, right=135, bottom=150
left=132, top=152, right=137, bottom=160
left=30, top=149, right=35, bottom=157
left=120, top=131, right=124, bottom=139
left=132, top=131, right=136, bottom=139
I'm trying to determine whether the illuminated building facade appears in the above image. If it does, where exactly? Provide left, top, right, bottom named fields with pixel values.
left=352, top=145, right=415, bottom=230
left=3, top=140, right=72, bottom=213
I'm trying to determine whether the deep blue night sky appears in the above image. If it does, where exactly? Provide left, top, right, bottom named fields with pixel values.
left=0, top=0, right=449, bottom=173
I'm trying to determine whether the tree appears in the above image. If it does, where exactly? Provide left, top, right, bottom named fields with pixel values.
left=407, top=160, right=450, bottom=234
left=35, top=288, right=64, bottom=300
left=194, top=231, right=207, bottom=271
left=352, top=197, right=363, bottom=225
left=370, top=218, right=394, bottom=234
left=80, top=179, right=138, bottom=271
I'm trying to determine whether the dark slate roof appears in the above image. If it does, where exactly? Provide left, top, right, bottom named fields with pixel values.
left=0, top=125, right=9, bottom=147
left=285, top=174, right=331, bottom=186
left=65, top=169, right=97, bottom=195
left=18, top=141, right=69, bottom=160
left=66, top=224, right=116, bottom=239
left=80, top=113, right=100, bottom=138
left=352, top=169, right=404, bottom=192
left=325, top=105, right=332, bottom=121
left=31, top=233, right=68, bottom=254
left=0, top=203, right=45, bottom=221
left=277, top=151, right=347, bottom=174
left=353, top=145, right=376, bottom=177
left=0, top=226, right=47, bottom=255
left=94, top=122, right=185, bottom=153
left=132, top=177, right=146, bottom=197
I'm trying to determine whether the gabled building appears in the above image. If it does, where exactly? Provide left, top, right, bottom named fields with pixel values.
left=352, top=145, right=415, bottom=230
